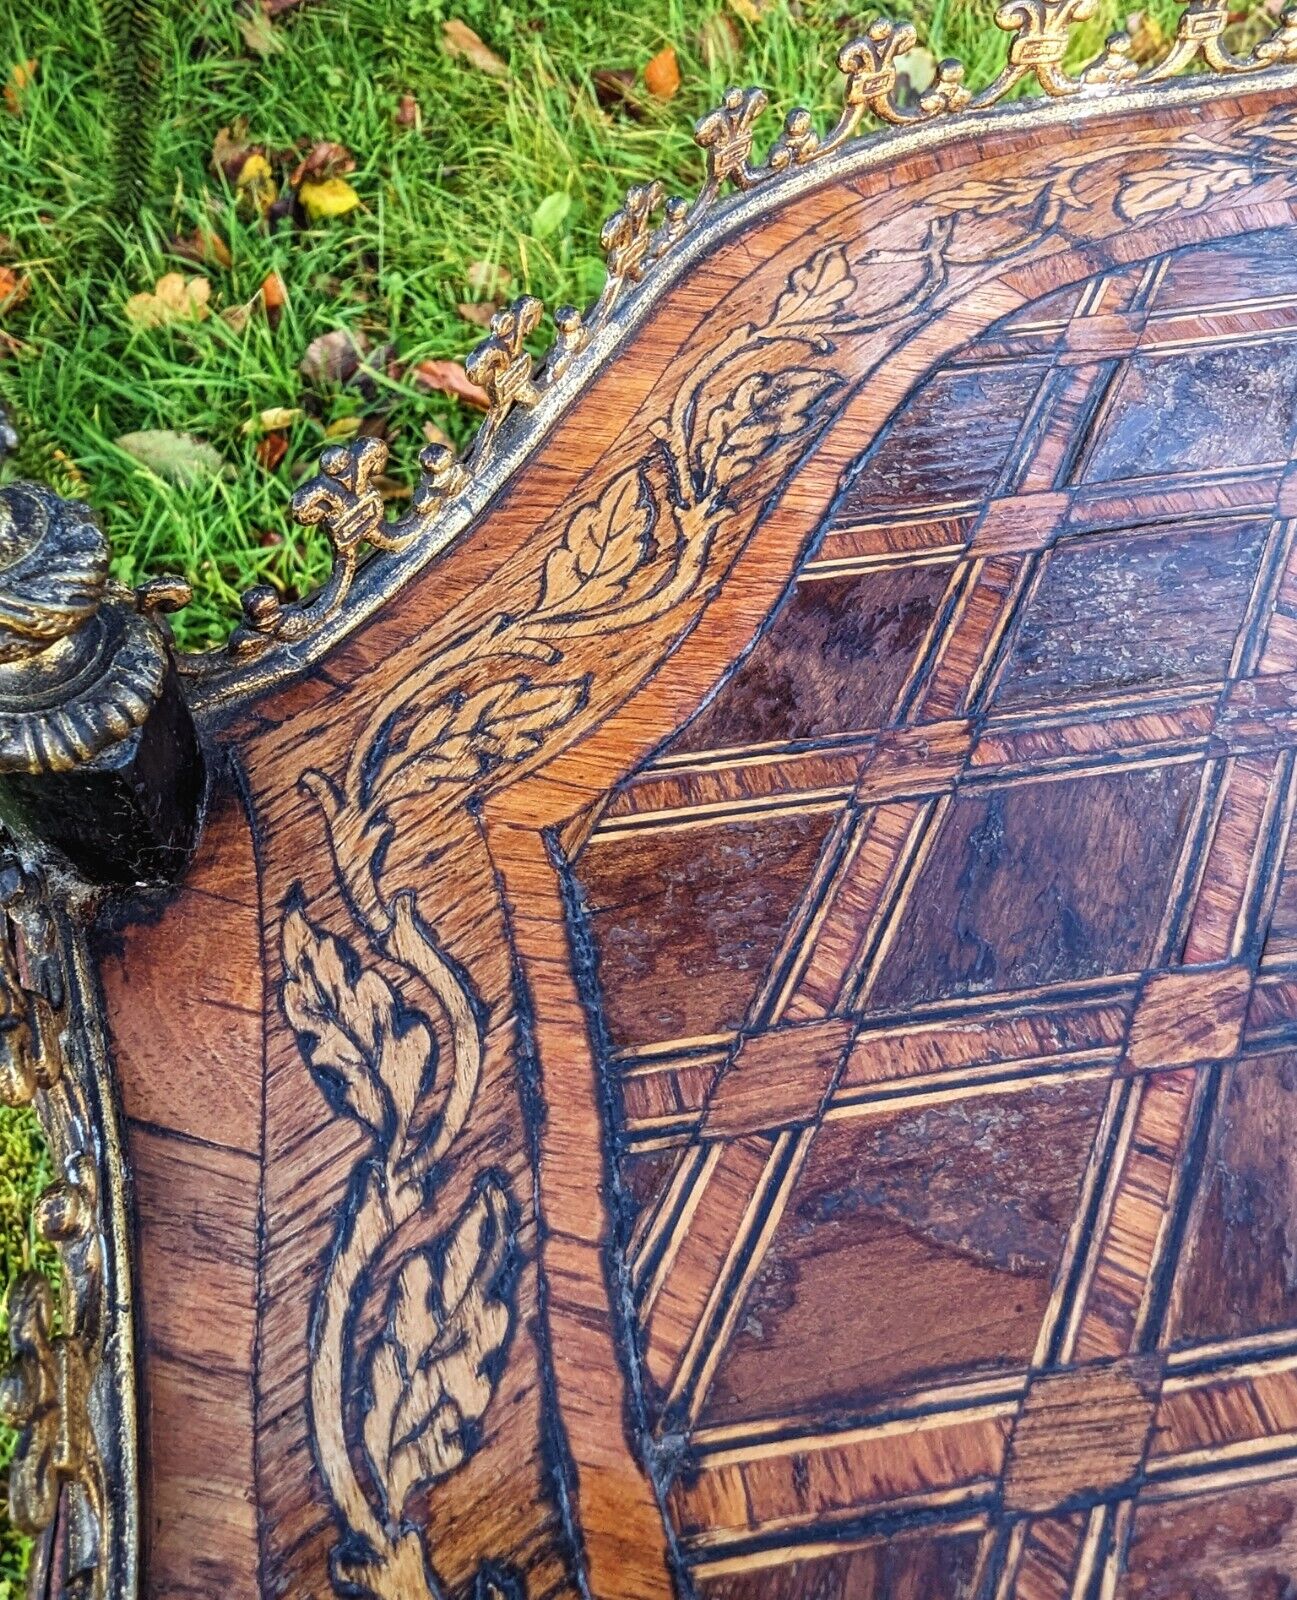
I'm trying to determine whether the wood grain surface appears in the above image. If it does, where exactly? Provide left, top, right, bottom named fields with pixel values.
left=90, top=83, right=1297, bottom=1599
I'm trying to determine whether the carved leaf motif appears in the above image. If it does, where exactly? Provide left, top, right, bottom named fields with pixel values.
left=1118, top=161, right=1254, bottom=221
left=281, top=897, right=434, bottom=1151
left=770, top=245, right=854, bottom=331
left=535, top=467, right=654, bottom=616
left=362, top=1181, right=513, bottom=1521
left=698, top=367, right=833, bottom=493
left=377, top=675, right=590, bottom=805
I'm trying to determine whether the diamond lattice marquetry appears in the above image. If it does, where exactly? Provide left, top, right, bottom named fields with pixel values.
left=571, top=224, right=1297, bottom=1597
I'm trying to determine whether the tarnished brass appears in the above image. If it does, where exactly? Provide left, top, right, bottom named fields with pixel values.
left=199, top=0, right=1297, bottom=678
left=0, top=475, right=202, bottom=883
left=0, top=839, right=136, bottom=1599
left=0, top=482, right=187, bottom=775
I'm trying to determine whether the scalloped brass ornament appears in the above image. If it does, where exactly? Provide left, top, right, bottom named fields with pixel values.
left=0, top=483, right=190, bottom=775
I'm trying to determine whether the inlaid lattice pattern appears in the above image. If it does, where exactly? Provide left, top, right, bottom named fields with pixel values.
left=573, top=226, right=1297, bottom=1597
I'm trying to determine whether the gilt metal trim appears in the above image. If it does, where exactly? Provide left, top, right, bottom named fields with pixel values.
left=0, top=482, right=190, bottom=775
left=179, top=0, right=1297, bottom=707
left=0, top=840, right=137, bottom=1600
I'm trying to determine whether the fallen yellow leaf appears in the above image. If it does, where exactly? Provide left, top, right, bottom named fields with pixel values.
left=1125, top=9, right=1167, bottom=63
left=299, top=176, right=361, bottom=220
left=442, top=19, right=508, bottom=76
left=241, top=406, right=303, bottom=435
left=3, top=60, right=36, bottom=116
left=236, top=151, right=277, bottom=213
left=124, top=273, right=212, bottom=328
left=644, top=45, right=681, bottom=100
left=324, top=416, right=362, bottom=440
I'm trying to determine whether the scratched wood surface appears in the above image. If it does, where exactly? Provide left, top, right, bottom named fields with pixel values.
left=90, top=84, right=1297, bottom=1600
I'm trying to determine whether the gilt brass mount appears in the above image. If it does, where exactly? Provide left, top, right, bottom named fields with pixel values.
left=0, top=479, right=203, bottom=885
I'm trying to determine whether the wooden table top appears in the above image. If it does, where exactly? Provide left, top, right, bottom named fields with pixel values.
left=91, top=79, right=1297, bottom=1600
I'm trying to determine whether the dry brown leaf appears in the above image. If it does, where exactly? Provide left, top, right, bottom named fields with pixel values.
left=288, top=140, right=356, bottom=188
left=300, top=327, right=369, bottom=385
left=256, top=431, right=289, bottom=471
left=260, top=270, right=289, bottom=328
left=0, top=267, right=29, bottom=313
left=170, top=227, right=233, bottom=270
left=236, top=5, right=284, bottom=56
left=698, top=14, right=741, bottom=68
left=124, top=273, right=212, bottom=329
left=457, top=300, right=497, bottom=328
left=592, top=67, right=644, bottom=118
left=466, top=259, right=511, bottom=297
left=220, top=300, right=255, bottom=334
left=211, top=119, right=254, bottom=181
left=442, top=19, right=508, bottom=76
left=422, top=419, right=452, bottom=448
left=411, top=358, right=490, bottom=409
left=4, top=60, right=37, bottom=117
left=643, top=45, right=681, bottom=100
left=395, top=92, right=421, bottom=129
left=115, top=429, right=227, bottom=483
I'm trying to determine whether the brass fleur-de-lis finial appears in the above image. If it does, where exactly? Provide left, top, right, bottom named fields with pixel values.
left=236, top=436, right=396, bottom=651
left=1258, top=7, right=1297, bottom=61
left=601, top=181, right=664, bottom=284
left=466, top=296, right=546, bottom=454
left=412, top=441, right=470, bottom=517
left=290, top=435, right=390, bottom=558
left=234, top=431, right=474, bottom=657
left=694, top=85, right=769, bottom=193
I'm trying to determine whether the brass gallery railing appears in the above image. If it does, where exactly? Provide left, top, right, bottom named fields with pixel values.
left=0, top=3, right=1297, bottom=1597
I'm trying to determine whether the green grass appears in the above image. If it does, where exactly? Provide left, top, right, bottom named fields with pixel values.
left=0, top=0, right=1280, bottom=1583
